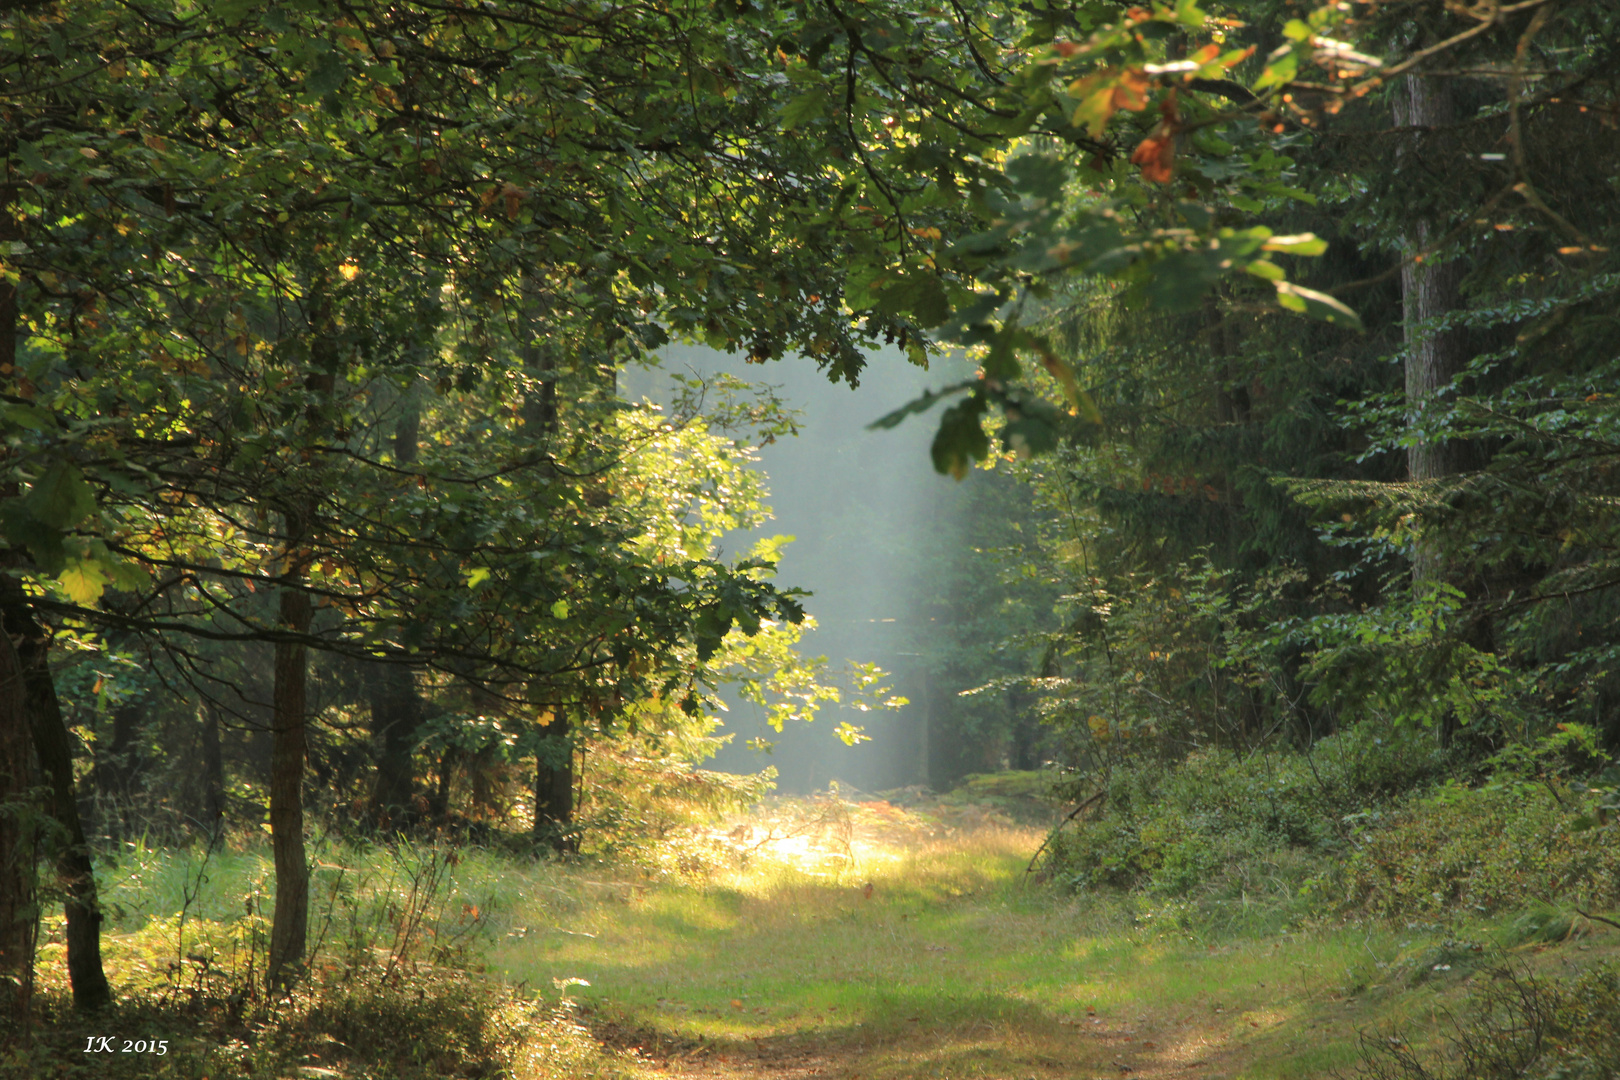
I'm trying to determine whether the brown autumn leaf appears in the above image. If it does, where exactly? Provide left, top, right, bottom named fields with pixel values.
left=1112, top=69, right=1152, bottom=112
left=502, top=182, right=527, bottom=219
left=1130, top=134, right=1174, bottom=183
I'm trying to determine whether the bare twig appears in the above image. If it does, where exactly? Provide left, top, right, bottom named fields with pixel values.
left=1574, top=907, right=1620, bottom=931
left=1022, top=790, right=1104, bottom=880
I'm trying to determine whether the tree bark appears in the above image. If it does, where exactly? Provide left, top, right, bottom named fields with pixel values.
left=366, top=663, right=422, bottom=830
left=533, top=713, right=576, bottom=853
left=0, top=580, right=112, bottom=1010
left=366, top=397, right=424, bottom=830
left=519, top=281, right=575, bottom=851
left=1396, top=74, right=1468, bottom=564
left=267, top=576, right=311, bottom=991
left=201, top=702, right=225, bottom=830
left=0, top=183, right=37, bottom=1019
left=0, top=613, right=36, bottom=1020
left=1396, top=72, right=1469, bottom=748
left=90, top=701, right=142, bottom=842
left=265, top=281, right=341, bottom=989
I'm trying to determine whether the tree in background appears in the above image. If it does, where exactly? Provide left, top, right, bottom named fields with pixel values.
left=976, top=0, right=1620, bottom=790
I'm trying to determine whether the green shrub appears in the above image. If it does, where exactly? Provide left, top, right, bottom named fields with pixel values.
left=0, top=966, right=611, bottom=1080
left=1339, top=783, right=1620, bottom=920
left=1040, top=722, right=1450, bottom=903
left=1355, top=963, right=1620, bottom=1080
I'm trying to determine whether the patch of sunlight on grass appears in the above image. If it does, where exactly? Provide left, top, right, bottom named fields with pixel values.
left=486, top=795, right=1620, bottom=1080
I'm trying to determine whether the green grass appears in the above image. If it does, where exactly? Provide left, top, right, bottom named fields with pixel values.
left=11, top=797, right=1620, bottom=1080
left=481, top=804, right=1620, bottom=1080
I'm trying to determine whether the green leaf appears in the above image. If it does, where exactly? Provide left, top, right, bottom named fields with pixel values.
left=1173, top=0, right=1208, bottom=27
left=833, top=721, right=870, bottom=745
left=1262, top=233, right=1329, bottom=256
left=1254, top=52, right=1298, bottom=91
left=1245, top=259, right=1286, bottom=280
left=873, top=273, right=951, bottom=326
left=57, top=559, right=111, bottom=606
left=779, top=88, right=827, bottom=131
left=551, top=599, right=570, bottom=619
left=1275, top=281, right=1363, bottom=329
left=306, top=51, right=351, bottom=96
left=931, top=394, right=991, bottom=479
left=466, top=566, right=492, bottom=589
left=29, top=461, right=97, bottom=530
left=1256, top=181, right=1317, bottom=206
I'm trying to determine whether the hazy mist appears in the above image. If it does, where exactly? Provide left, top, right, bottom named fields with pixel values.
left=624, top=344, right=981, bottom=795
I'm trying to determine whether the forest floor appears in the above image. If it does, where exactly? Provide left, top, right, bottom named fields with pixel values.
left=9, top=787, right=1617, bottom=1080
left=491, top=790, right=1620, bottom=1080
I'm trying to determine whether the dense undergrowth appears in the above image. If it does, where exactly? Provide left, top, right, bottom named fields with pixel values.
left=1038, top=722, right=1620, bottom=930
left=0, top=840, right=628, bottom=1080
left=1034, top=717, right=1620, bottom=1079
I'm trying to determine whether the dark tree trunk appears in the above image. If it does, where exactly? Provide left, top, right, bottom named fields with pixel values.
left=366, top=663, right=422, bottom=830
left=431, top=750, right=453, bottom=821
left=0, top=580, right=112, bottom=1010
left=201, top=702, right=225, bottom=830
left=91, top=702, right=142, bottom=842
left=533, top=713, right=576, bottom=854
left=520, top=275, right=559, bottom=436
left=0, top=184, right=106, bottom=1007
left=265, top=287, right=341, bottom=989
left=366, top=398, right=424, bottom=830
left=1396, top=72, right=1470, bottom=748
left=1396, top=72, right=1469, bottom=550
left=0, top=614, right=36, bottom=1020
left=105, top=705, right=141, bottom=794
left=519, top=285, right=574, bottom=851
left=0, top=188, right=36, bottom=1017
left=267, top=527, right=312, bottom=990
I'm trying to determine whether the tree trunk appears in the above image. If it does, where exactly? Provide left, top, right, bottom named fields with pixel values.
left=268, top=576, right=311, bottom=991
left=0, top=188, right=37, bottom=1017
left=0, top=579, right=112, bottom=1010
left=366, top=663, right=421, bottom=830
left=0, top=611, right=36, bottom=1020
left=519, top=282, right=574, bottom=852
left=91, top=701, right=141, bottom=842
left=201, top=702, right=225, bottom=830
left=366, top=398, right=423, bottom=831
left=1396, top=72, right=1469, bottom=748
left=431, top=750, right=453, bottom=821
left=533, top=713, right=576, bottom=853
left=265, top=282, right=341, bottom=989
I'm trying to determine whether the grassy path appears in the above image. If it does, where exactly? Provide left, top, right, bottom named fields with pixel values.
left=487, top=799, right=1601, bottom=1080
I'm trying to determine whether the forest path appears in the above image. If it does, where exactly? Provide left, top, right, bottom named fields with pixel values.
left=494, top=793, right=1382, bottom=1080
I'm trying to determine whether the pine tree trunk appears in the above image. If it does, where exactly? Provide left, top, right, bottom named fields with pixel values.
left=0, top=612, right=36, bottom=1020
left=1396, top=72, right=1468, bottom=748
left=1396, top=73, right=1467, bottom=572
left=268, top=579, right=311, bottom=990
left=0, top=579, right=112, bottom=1010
